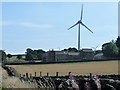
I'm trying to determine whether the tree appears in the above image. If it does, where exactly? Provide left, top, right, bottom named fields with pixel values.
left=7, top=54, right=12, bottom=60
left=25, top=48, right=45, bottom=60
left=26, top=48, right=33, bottom=60
left=62, top=47, right=78, bottom=52
left=102, top=41, right=119, bottom=57
left=68, top=47, right=78, bottom=52
left=62, top=49, right=67, bottom=51
left=116, top=36, right=120, bottom=55
left=0, top=50, right=7, bottom=62
left=17, top=55, right=22, bottom=60
left=26, top=52, right=33, bottom=60
left=26, top=48, right=33, bottom=53
left=36, top=49, right=45, bottom=60
left=95, top=50, right=102, bottom=55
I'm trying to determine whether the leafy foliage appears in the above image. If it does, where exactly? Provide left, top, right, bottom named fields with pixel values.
left=116, top=36, right=120, bottom=48
left=62, top=47, right=78, bottom=52
left=102, top=41, right=119, bottom=57
left=0, top=50, right=7, bottom=61
left=116, top=36, right=120, bottom=55
left=7, top=54, right=12, bottom=60
left=17, top=55, right=22, bottom=60
left=25, top=48, right=45, bottom=60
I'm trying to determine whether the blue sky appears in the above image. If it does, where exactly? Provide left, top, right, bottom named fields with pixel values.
left=1, top=2, right=118, bottom=54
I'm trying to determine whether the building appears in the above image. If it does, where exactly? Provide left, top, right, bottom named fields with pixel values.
left=42, top=48, right=94, bottom=62
left=79, top=48, right=94, bottom=60
left=42, top=50, right=80, bottom=62
left=55, top=51, right=80, bottom=62
left=42, top=50, right=56, bottom=62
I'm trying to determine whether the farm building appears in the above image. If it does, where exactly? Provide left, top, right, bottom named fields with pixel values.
left=79, top=48, right=94, bottom=60
left=42, top=48, right=94, bottom=62
left=42, top=50, right=56, bottom=62
left=55, top=51, right=80, bottom=61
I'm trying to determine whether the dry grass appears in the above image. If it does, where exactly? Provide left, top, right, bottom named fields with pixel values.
left=1, top=64, right=37, bottom=88
left=8, top=60, right=119, bottom=76
left=2, top=76, right=37, bottom=88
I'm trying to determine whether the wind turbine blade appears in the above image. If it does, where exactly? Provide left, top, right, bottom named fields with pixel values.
left=80, top=4, right=83, bottom=21
left=81, top=22, right=93, bottom=33
left=68, top=22, right=79, bottom=30
left=95, top=45, right=99, bottom=49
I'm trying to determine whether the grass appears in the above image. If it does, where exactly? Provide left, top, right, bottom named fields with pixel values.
left=7, top=60, right=119, bottom=76
left=1, top=64, right=37, bottom=88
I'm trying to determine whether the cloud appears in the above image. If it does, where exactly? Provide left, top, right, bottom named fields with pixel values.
left=0, top=21, right=14, bottom=26
left=20, top=22, right=54, bottom=29
left=0, top=20, right=54, bottom=29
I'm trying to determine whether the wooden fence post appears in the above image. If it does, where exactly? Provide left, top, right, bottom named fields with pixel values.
left=40, top=72, right=42, bottom=76
left=20, top=74, right=21, bottom=78
left=47, top=72, right=49, bottom=76
left=26, top=73, right=28, bottom=78
left=30, top=73, right=32, bottom=78
left=56, top=72, right=59, bottom=77
left=23, top=74, right=25, bottom=79
left=35, top=72, right=36, bottom=77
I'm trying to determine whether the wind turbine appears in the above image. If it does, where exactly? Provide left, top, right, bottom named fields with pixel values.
left=68, top=4, right=93, bottom=51
left=92, top=45, right=99, bottom=51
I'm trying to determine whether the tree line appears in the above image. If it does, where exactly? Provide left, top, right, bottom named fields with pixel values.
left=0, top=52, right=23, bottom=61
left=1, top=36, right=120, bottom=61
left=0, top=47, right=79, bottom=61
left=25, top=47, right=78, bottom=60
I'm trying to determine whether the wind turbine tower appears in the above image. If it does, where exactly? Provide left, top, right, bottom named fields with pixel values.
left=68, top=4, right=93, bottom=51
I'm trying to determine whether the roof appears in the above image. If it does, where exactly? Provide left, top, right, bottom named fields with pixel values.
left=55, top=51, right=79, bottom=55
left=81, top=48, right=93, bottom=52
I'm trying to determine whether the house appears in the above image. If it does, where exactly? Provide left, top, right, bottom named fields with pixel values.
left=42, top=50, right=80, bottom=62
left=55, top=51, right=79, bottom=61
left=79, top=48, right=94, bottom=60
left=42, top=48, right=94, bottom=62
left=42, top=50, right=56, bottom=62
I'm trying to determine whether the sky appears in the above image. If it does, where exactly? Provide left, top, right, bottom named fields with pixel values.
left=1, top=2, right=118, bottom=54
left=118, top=1, right=120, bottom=36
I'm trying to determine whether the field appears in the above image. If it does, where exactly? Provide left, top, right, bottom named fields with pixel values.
left=7, top=60, right=119, bottom=76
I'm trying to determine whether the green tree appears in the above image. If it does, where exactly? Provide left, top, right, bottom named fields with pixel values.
left=36, top=49, right=45, bottom=60
left=7, top=54, right=12, bottom=60
left=26, top=53, right=33, bottom=60
left=0, top=50, right=7, bottom=62
left=25, top=48, right=45, bottom=60
left=102, top=41, right=119, bottom=57
left=32, top=50, right=38, bottom=60
left=25, top=48, right=34, bottom=60
left=116, top=36, right=120, bottom=55
left=62, top=47, right=78, bottom=52
left=68, top=47, right=78, bottom=52
left=62, top=49, right=67, bottom=51
left=17, top=55, right=22, bottom=60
